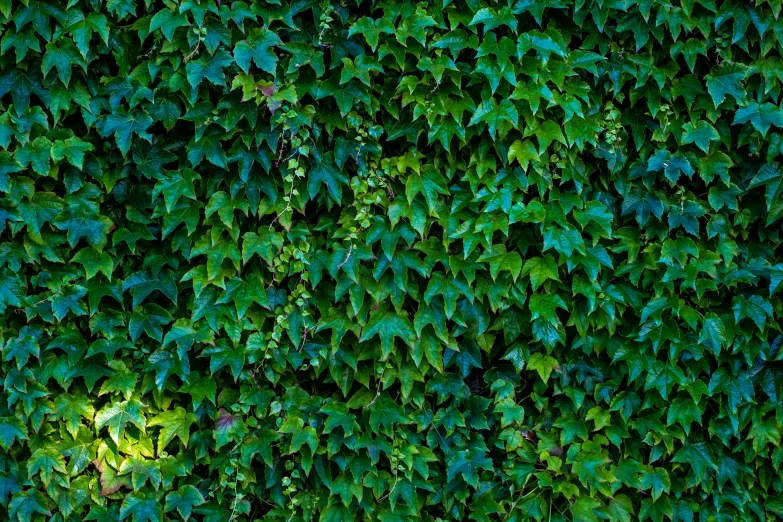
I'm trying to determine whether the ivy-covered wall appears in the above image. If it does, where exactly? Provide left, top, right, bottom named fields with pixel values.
left=1, top=0, right=783, bottom=521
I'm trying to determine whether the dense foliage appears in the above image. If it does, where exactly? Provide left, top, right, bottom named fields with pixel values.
left=3, top=0, right=783, bottom=520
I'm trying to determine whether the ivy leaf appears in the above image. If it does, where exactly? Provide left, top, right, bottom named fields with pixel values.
left=347, top=17, right=395, bottom=52
left=698, top=151, right=733, bottom=184
left=53, top=205, right=113, bottom=248
left=572, top=496, right=603, bottom=521
left=165, top=485, right=205, bottom=521
left=468, top=98, right=519, bottom=138
left=242, top=229, right=283, bottom=265
left=424, top=272, right=473, bottom=319
left=508, top=139, right=539, bottom=170
left=705, top=63, right=747, bottom=106
left=733, top=101, right=783, bottom=136
left=69, top=12, right=110, bottom=57
left=648, top=150, right=694, bottom=184
left=58, top=426, right=96, bottom=476
left=0, top=271, right=24, bottom=313
left=446, top=444, right=494, bottom=487
left=148, top=9, right=188, bottom=41
left=671, top=442, right=718, bottom=480
left=733, top=295, right=773, bottom=331
left=71, top=248, right=113, bottom=280
left=307, top=150, right=347, bottom=202
left=0, top=417, right=28, bottom=451
left=42, top=40, right=83, bottom=86
left=15, top=136, right=52, bottom=175
left=681, top=121, right=719, bottom=152
left=97, top=109, right=153, bottom=156
left=639, top=468, right=670, bottom=502
left=129, top=304, right=173, bottom=343
left=534, top=120, right=567, bottom=153
left=185, top=49, right=233, bottom=90
left=95, top=399, right=147, bottom=446
left=27, top=447, right=66, bottom=487
left=527, top=352, right=560, bottom=382
left=360, top=308, right=417, bottom=359
left=119, top=492, right=163, bottom=522
left=148, top=407, right=196, bottom=455
left=122, top=271, right=178, bottom=308
left=118, top=456, right=162, bottom=491
left=521, top=255, right=560, bottom=290
left=152, top=169, right=200, bottom=213
left=51, top=136, right=94, bottom=170
left=3, top=331, right=40, bottom=369
left=54, top=393, right=95, bottom=438
left=187, top=126, right=228, bottom=168
left=234, top=27, right=281, bottom=74
left=51, top=284, right=88, bottom=321
left=477, top=245, right=523, bottom=281
left=469, top=6, right=518, bottom=32
left=666, top=397, right=702, bottom=434
left=9, top=490, right=51, bottom=522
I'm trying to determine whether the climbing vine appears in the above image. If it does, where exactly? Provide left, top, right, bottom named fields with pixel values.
left=1, top=0, right=783, bottom=521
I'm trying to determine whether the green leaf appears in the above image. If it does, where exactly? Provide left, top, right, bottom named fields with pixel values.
left=521, top=255, right=560, bottom=291
left=187, top=127, right=228, bottom=168
left=347, top=17, right=394, bottom=52
left=58, top=426, right=96, bottom=476
left=733, top=295, right=773, bottom=331
left=446, top=444, right=494, bottom=487
left=666, top=397, right=702, bottom=434
left=242, top=229, right=283, bottom=265
left=129, top=304, right=173, bottom=343
left=95, top=399, right=147, bottom=446
left=733, top=101, right=783, bottom=136
left=648, top=150, right=694, bottom=184
left=0, top=417, right=28, bottom=451
left=477, top=245, right=523, bottom=281
left=468, top=98, right=519, bottom=138
left=3, top=332, right=40, bottom=369
left=51, top=284, right=88, bottom=321
left=698, top=313, right=726, bottom=356
left=705, top=63, right=747, bottom=106
left=308, top=150, right=348, bottom=202
left=360, top=308, right=417, bottom=359
left=122, top=271, right=178, bottom=308
left=152, top=169, right=200, bottom=213
left=27, top=447, right=66, bottom=487
left=120, top=492, right=163, bottom=522
left=234, top=27, right=281, bottom=74
left=148, top=407, right=196, bottom=455
left=639, top=468, right=670, bottom=502
left=42, top=40, right=82, bottom=86
left=51, top=136, right=94, bottom=169
left=572, top=496, right=602, bottom=522
left=165, top=485, right=205, bottom=521
left=681, top=121, right=719, bottom=152
left=70, top=12, right=110, bottom=57
left=148, top=9, right=188, bottom=41
left=534, top=120, right=567, bottom=153
left=97, top=109, right=153, bottom=156
left=671, top=442, right=718, bottom=480
left=185, top=49, right=233, bottom=90
left=527, top=352, right=559, bottom=382
left=508, top=139, right=539, bottom=170
left=71, top=248, right=113, bottom=280
left=54, top=393, right=95, bottom=438
left=9, top=490, right=51, bottom=522
left=16, top=136, right=52, bottom=175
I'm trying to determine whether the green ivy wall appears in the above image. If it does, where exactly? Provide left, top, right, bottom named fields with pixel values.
left=1, top=0, right=783, bottom=521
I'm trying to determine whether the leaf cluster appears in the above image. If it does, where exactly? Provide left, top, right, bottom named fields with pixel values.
left=1, top=0, right=783, bottom=521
